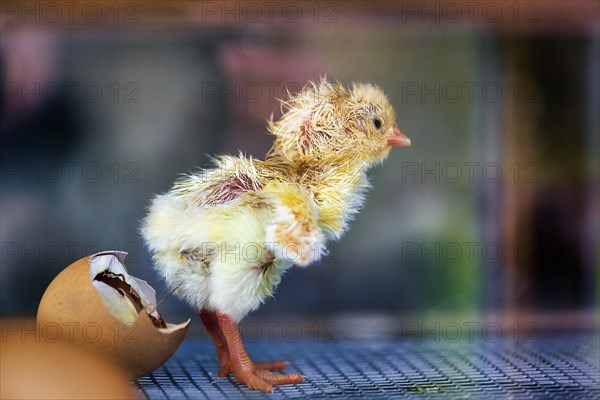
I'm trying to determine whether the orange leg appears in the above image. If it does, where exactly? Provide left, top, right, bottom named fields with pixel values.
left=215, top=310, right=303, bottom=393
left=199, top=309, right=290, bottom=377
left=198, top=309, right=230, bottom=377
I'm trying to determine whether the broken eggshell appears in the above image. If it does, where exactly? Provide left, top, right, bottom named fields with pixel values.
left=1, top=321, right=135, bottom=400
left=36, top=251, right=190, bottom=379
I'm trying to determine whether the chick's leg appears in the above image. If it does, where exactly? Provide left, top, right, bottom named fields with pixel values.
left=199, top=309, right=288, bottom=376
left=216, top=310, right=303, bottom=393
left=198, top=309, right=230, bottom=377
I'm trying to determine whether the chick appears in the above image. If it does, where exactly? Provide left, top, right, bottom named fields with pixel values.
left=141, top=79, right=410, bottom=393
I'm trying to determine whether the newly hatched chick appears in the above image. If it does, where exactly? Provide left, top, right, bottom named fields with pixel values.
left=141, top=79, right=410, bottom=393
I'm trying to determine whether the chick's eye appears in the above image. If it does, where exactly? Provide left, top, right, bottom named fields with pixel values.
left=373, top=118, right=382, bottom=129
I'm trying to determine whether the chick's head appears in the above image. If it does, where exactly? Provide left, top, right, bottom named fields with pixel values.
left=267, top=79, right=410, bottom=167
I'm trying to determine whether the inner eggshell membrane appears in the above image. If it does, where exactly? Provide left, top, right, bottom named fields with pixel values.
left=89, top=251, right=179, bottom=333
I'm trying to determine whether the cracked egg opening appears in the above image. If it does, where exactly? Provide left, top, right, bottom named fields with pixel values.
left=37, top=251, right=190, bottom=379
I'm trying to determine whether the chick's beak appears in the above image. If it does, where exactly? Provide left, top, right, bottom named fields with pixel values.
left=386, top=123, right=411, bottom=147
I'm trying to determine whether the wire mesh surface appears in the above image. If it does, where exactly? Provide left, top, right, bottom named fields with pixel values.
left=136, top=333, right=599, bottom=399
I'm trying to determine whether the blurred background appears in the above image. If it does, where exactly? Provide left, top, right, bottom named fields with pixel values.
left=1, top=1, right=598, bottom=338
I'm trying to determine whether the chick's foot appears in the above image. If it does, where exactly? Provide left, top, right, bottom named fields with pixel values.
left=199, top=309, right=291, bottom=378
left=216, top=310, right=303, bottom=393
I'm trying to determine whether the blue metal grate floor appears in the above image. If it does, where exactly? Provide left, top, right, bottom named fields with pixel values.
left=136, top=333, right=599, bottom=399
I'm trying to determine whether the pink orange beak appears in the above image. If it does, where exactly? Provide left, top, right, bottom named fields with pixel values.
left=386, top=123, right=411, bottom=147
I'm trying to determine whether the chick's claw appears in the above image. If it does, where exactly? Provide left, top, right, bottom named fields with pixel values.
left=236, top=371, right=273, bottom=394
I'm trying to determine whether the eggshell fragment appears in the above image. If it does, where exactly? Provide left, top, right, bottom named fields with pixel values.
left=1, top=319, right=135, bottom=400
left=36, top=251, right=190, bottom=379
